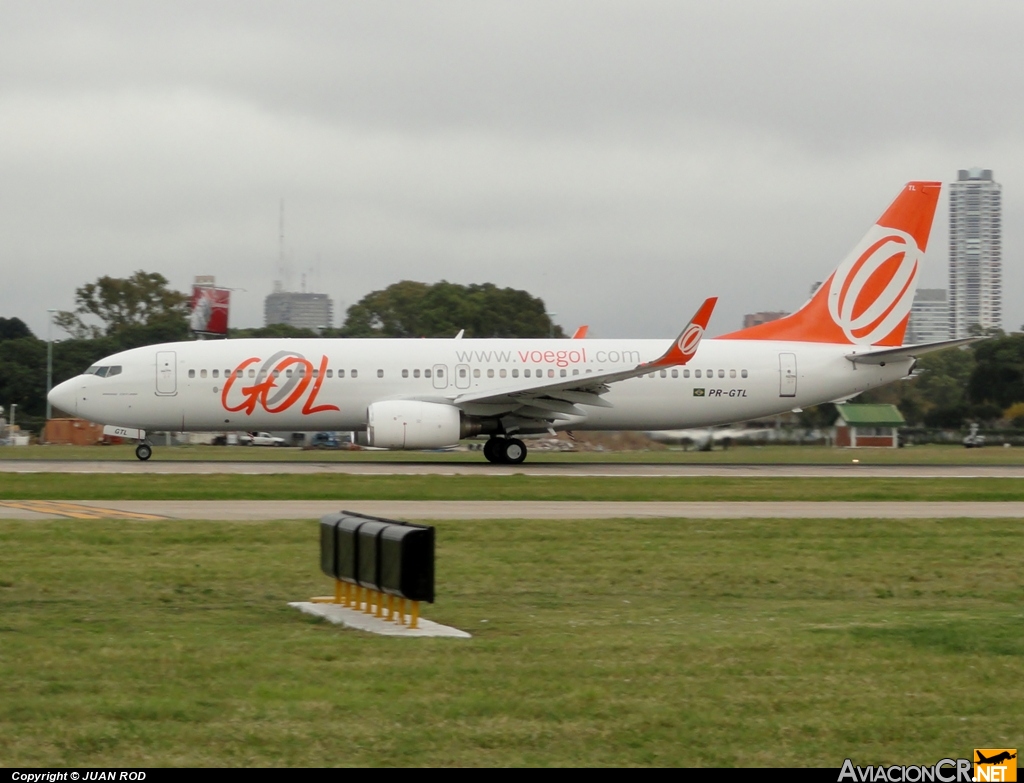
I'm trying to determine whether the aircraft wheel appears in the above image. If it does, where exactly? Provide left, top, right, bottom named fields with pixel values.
left=135, top=444, right=152, bottom=461
left=483, top=438, right=504, bottom=463
left=502, top=437, right=527, bottom=465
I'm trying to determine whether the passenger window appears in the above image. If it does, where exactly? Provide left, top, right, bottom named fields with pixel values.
left=512, top=369, right=519, bottom=378
left=312, top=369, right=319, bottom=378
left=572, top=369, right=579, bottom=376
left=560, top=369, right=566, bottom=377
left=402, top=369, right=409, bottom=378
left=695, top=370, right=701, bottom=378
left=377, top=369, right=384, bottom=378
left=249, top=369, right=256, bottom=378
left=286, top=370, right=293, bottom=378
left=474, top=369, right=480, bottom=378
left=459, top=368, right=467, bottom=378
left=212, top=369, right=219, bottom=379
left=338, top=369, right=345, bottom=378
left=683, top=369, right=690, bottom=378
left=548, top=369, right=554, bottom=378
left=413, top=369, right=420, bottom=378
left=499, top=369, right=507, bottom=378
left=525, top=369, right=531, bottom=378
left=424, top=369, right=431, bottom=378
left=437, top=369, right=444, bottom=378
left=351, top=369, right=358, bottom=378
left=297, top=367, right=305, bottom=377
left=718, top=369, right=725, bottom=378
left=487, top=369, right=494, bottom=378
left=327, top=369, right=333, bottom=378
left=660, top=370, right=667, bottom=378
left=730, top=369, right=736, bottom=378
left=671, top=369, right=678, bottom=378
left=188, top=369, right=196, bottom=378
left=741, top=369, right=748, bottom=378
left=200, top=369, right=208, bottom=379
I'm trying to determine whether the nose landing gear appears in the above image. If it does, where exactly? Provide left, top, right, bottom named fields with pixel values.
left=483, top=436, right=528, bottom=464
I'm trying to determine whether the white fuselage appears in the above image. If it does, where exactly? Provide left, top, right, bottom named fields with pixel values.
left=49, top=337, right=913, bottom=435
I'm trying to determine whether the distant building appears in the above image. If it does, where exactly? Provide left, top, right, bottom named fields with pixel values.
left=264, top=292, right=334, bottom=331
left=743, top=311, right=789, bottom=329
left=833, top=404, right=905, bottom=449
left=905, top=289, right=950, bottom=344
left=949, top=168, right=1002, bottom=338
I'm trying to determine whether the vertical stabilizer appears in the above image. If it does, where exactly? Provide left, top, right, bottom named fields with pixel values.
left=720, top=182, right=941, bottom=346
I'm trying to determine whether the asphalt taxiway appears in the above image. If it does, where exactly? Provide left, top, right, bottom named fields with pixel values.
left=3, top=459, right=1024, bottom=478
left=3, top=499, right=1024, bottom=520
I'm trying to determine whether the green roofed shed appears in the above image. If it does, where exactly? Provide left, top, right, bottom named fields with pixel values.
left=833, top=404, right=905, bottom=448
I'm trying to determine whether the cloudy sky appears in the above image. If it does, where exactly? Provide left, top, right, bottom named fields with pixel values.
left=2, top=1, right=1021, bottom=340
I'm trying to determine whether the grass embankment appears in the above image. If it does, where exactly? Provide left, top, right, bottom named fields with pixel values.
left=5, top=443, right=1024, bottom=464
left=4, top=473, right=1024, bottom=501
left=0, top=517, right=1020, bottom=766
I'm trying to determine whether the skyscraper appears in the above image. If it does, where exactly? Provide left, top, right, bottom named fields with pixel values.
left=948, top=168, right=1002, bottom=338
left=906, top=288, right=950, bottom=344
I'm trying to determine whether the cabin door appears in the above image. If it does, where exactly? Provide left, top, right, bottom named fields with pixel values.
left=779, top=353, right=797, bottom=397
left=155, top=351, right=177, bottom=396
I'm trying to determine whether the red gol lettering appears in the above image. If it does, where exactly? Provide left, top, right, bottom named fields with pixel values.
left=221, top=354, right=339, bottom=416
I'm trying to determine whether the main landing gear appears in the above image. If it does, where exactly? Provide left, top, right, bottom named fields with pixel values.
left=483, top=436, right=527, bottom=465
left=135, top=443, right=152, bottom=461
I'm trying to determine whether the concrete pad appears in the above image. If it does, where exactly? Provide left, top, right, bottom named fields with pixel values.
left=289, top=601, right=471, bottom=638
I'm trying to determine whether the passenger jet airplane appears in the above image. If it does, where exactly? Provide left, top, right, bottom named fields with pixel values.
left=49, top=181, right=970, bottom=463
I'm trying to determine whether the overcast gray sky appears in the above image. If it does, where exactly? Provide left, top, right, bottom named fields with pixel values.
left=2, top=1, right=1021, bottom=340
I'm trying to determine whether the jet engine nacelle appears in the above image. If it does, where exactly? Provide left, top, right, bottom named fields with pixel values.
left=367, top=400, right=462, bottom=450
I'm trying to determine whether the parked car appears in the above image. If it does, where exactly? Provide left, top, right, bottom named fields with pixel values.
left=309, top=432, right=341, bottom=449
left=239, top=431, right=287, bottom=447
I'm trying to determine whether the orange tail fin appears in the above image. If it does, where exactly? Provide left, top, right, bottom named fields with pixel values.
left=720, top=181, right=941, bottom=346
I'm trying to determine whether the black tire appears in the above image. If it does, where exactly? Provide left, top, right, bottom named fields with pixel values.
left=135, top=444, right=152, bottom=461
left=483, top=438, right=504, bottom=463
left=502, top=437, right=527, bottom=465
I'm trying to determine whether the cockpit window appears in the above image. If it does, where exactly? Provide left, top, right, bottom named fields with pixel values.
left=84, top=365, right=121, bottom=378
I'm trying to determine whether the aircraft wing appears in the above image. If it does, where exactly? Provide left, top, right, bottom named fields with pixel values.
left=845, top=336, right=982, bottom=365
left=448, top=298, right=717, bottom=424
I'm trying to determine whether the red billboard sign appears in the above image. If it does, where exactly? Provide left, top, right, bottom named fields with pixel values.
left=190, top=286, right=231, bottom=336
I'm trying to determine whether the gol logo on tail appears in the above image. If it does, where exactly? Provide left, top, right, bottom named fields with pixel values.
left=828, top=225, right=921, bottom=345
left=221, top=351, right=339, bottom=415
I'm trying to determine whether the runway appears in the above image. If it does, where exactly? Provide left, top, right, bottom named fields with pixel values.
left=3, top=499, right=1024, bottom=520
left=3, top=459, right=1024, bottom=478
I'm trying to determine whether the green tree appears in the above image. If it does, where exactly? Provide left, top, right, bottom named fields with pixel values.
left=967, top=334, right=1024, bottom=411
left=0, top=317, right=33, bottom=340
left=54, top=271, right=189, bottom=339
left=340, top=281, right=564, bottom=338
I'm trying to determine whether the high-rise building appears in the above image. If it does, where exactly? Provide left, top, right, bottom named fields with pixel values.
left=264, top=291, right=333, bottom=331
left=949, top=168, right=1002, bottom=338
left=905, top=289, right=950, bottom=344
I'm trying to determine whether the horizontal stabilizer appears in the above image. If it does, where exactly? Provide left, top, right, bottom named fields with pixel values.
left=846, top=337, right=981, bottom=365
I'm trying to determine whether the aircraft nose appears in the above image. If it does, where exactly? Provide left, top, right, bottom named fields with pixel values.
left=48, top=378, right=78, bottom=417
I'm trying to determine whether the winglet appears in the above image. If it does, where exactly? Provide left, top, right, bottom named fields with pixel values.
left=648, top=297, right=717, bottom=368
left=571, top=325, right=589, bottom=339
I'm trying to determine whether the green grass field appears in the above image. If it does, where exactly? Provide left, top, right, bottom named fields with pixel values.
left=4, top=473, right=1024, bottom=502
left=1, top=517, right=1021, bottom=766
left=5, top=443, right=1024, bottom=464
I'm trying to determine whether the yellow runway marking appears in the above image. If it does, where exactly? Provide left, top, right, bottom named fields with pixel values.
left=0, top=500, right=167, bottom=520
